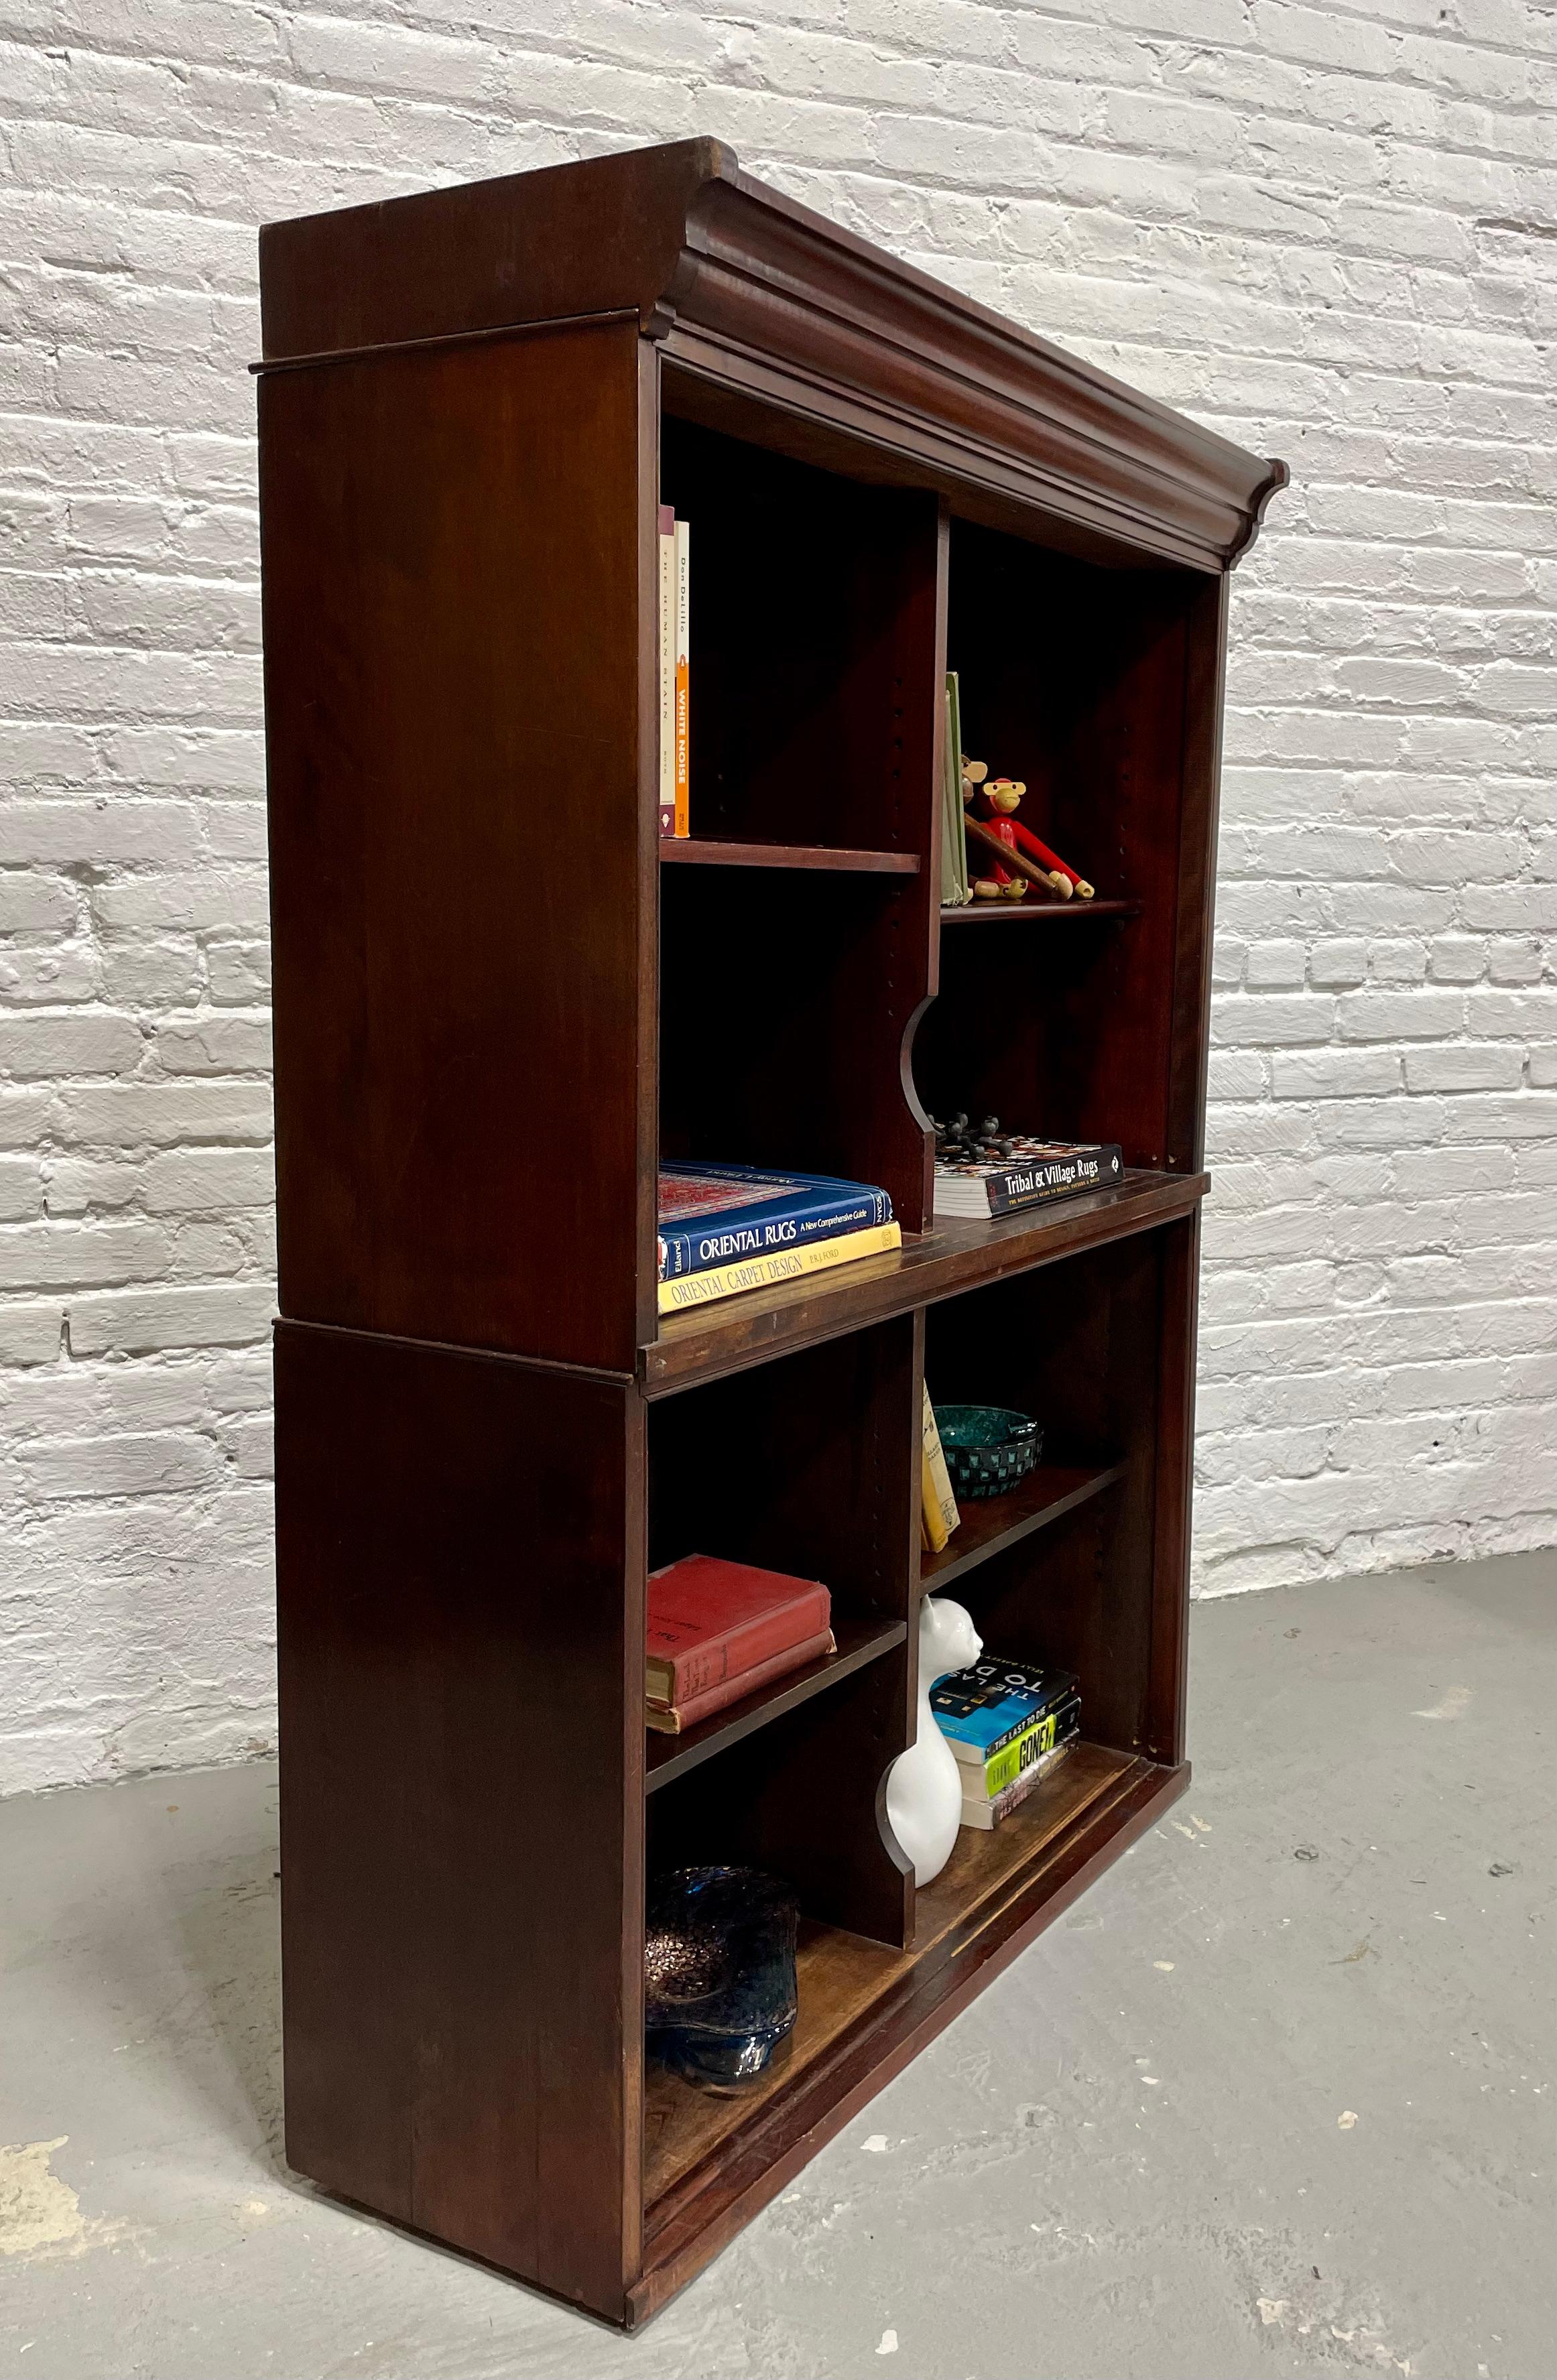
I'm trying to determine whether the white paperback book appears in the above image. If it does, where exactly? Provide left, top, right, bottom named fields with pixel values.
left=657, top=505, right=676, bottom=836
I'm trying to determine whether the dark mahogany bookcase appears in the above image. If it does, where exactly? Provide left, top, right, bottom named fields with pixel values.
left=257, top=138, right=1284, bottom=2328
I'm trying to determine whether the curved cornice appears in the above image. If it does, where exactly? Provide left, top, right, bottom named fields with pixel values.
left=258, top=136, right=1285, bottom=572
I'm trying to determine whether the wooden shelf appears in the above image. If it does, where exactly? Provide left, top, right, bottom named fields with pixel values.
left=920, top=1459, right=1127, bottom=1594
left=645, top=1616, right=907, bottom=1790
left=940, top=896, right=1142, bottom=925
left=643, top=1168, right=1208, bottom=1395
left=662, top=837, right=920, bottom=875
left=913, top=1741, right=1137, bottom=1950
left=642, top=1741, right=1163, bottom=2210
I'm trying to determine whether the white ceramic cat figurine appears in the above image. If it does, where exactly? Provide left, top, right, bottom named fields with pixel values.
left=884, top=1595, right=983, bottom=1887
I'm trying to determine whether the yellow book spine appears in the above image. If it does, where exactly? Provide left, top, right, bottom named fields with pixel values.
left=657, top=1221, right=901, bottom=1315
left=922, top=1384, right=960, bottom=1544
left=673, top=517, right=690, bottom=837
left=920, top=1440, right=949, bottom=1554
left=657, top=517, right=676, bottom=836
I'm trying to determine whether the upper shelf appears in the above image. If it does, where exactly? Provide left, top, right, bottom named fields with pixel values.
left=642, top=1166, right=1208, bottom=1395
left=663, top=838, right=920, bottom=875
left=940, top=897, right=1141, bottom=926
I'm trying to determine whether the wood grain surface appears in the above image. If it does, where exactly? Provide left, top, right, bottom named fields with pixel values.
left=275, top=1322, right=645, bottom=2318
left=261, top=317, right=653, bottom=1369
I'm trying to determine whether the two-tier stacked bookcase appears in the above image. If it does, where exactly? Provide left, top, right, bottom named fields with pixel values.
left=257, top=137, right=1284, bottom=2328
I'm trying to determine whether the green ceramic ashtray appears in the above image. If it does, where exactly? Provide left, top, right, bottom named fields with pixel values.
left=933, top=1405, right=1042, bottom=1499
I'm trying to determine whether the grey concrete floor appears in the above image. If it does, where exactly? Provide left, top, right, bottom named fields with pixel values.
left=1, top=1555, right=1552, bottom=2380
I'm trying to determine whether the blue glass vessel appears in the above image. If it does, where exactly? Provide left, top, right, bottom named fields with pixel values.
left=645, top=1867, right=799, bottom=2090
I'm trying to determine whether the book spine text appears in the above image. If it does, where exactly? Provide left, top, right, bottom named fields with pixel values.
left=649, top=1588, right=831, bottom=1702
left=647, top=1629, right=837, bottom=1731
left=983, top=1147, right=1123, bottom=1217
left=657, top=505, right=676, bottom=837
left=656, top=1220, right=900, bottom=1314
left=673, top=517, right=690, bottom=838
left=658, top=1188, right=890, bottom=1281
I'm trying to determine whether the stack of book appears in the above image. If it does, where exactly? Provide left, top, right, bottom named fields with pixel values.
left=646, top=1553, right=834, bottom=1735
left=657, top=506, right=690, bottom=838
left=930, top=1655, right=1081, bottom=1831
left=658, top=1162, right=899, bottom=1314
left=939, top=670, right=971, bottom=906
left=933, top=1136, right=1123, bottom=1223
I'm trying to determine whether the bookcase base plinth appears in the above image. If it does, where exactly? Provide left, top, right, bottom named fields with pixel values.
left=631, top=1749, right=1188, bottom=2330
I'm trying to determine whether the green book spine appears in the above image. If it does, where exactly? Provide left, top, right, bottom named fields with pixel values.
left=938, top=684, right=961, bottom=909
left=946, top=670, right=969, bottom=903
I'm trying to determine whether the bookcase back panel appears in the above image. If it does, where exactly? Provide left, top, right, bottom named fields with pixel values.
left=922, top=1233, right=1165, bottom=1755
left=274, top=1324, right=645, bottom=2314
left=659, top=416, right=940, bottom=857
left=648, top=1319, right=919, bottom=1623
left=660, top=866, right=934, bottom=1233
left=645, top=1653, right=913, bottom=1947
left=261, top=317, right=655, bottom=1369
left=929, top=524, right=1208, bottom=1170
left=646, top=1318, right=918, bottom=1944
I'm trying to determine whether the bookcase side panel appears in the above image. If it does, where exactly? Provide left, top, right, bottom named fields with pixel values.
left=259, top=316, right=653, bottom=1369
left=1145, top=1210, right=1199, bottom=1765
left=275, top=1324, right=644, bottom=2321
left=1166, top=573, right=1231, bottom=1173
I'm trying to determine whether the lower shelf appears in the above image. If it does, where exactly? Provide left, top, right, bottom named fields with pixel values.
left=919, top=1458, right=1127, bottom=1594
left=639, top=1738, right=1184, bottom=2297
left=644, top=1615, right=906, bottom=1790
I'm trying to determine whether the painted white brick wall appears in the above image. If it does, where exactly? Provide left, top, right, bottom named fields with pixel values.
left=1, top=2, right=1552, bottom=1795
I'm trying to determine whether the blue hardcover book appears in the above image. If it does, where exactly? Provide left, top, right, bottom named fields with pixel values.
left=930, top=1656, right=1080, bottom=1771
left=658, top=1162, right=893, bottom=1281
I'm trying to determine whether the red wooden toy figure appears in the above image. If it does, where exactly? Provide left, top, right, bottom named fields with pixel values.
left=960, top=760, right=1095, bottom=901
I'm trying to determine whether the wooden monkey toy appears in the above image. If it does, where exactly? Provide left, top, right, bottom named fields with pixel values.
left=962, top=761, right=1095, bottom=900
left=962, top=752, right=1023, bottom=899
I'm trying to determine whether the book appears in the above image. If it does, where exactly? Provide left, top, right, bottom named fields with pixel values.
left=960, top=1733, right=1076, bottom=1830
left=939, top=682, right=971, bottom=908
left=947, top=676, right=971, bottom=904
left=658, top=1162, right=893, bottom=1282
left=646, top=1627, right=838, bottom=1733
left=961, top=1694, right=1080, bottom=1802
left=920, top=1441, right=945, bottom=1554
left=657, top=505, right=677, bottom=837
left=657, top=1219, right=901, bottom=1314
left=646, top=1552, right=832, bottom=1702
left=938, top=685, right=958, bottom=909
left=933, top=1653, right=1078, bottom=1755
left=920, top=1385, right=959, bottom=1553
left=673, top=515, right=690, bottom=837
left=932, top=1654, right=1081, bottom=1800
left=934, top=1138, right=1123, bottom=1222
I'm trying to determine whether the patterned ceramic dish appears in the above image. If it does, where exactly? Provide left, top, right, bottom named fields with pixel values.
left=932, top=1404, right=1042, bottom=1498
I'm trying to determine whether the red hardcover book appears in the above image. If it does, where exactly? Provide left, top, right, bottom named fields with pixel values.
left=645, top=1553, right=831, bottom=1705
left=645, top=1627, right=837, bottom=1735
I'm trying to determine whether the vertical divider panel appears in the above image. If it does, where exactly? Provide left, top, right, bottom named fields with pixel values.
left=275, top=1322, right=644, bottom=2322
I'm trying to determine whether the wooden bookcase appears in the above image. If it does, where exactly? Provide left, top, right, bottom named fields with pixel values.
left=257, top=138, right=1285, bottom=2328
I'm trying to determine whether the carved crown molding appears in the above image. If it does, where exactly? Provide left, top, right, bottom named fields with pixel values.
left=259, top=137, right=1286, bottom=572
